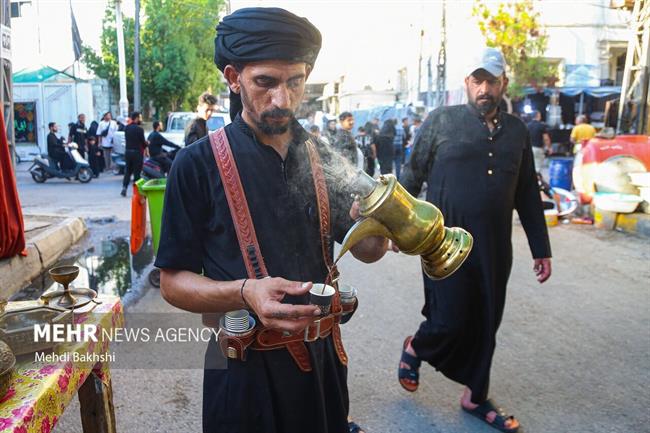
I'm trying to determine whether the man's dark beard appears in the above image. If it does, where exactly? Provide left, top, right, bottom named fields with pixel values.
left=256, top=108, right=295, bottom=135
left=240, top=85, right=295, bottom=135
left=469, top=93, right=500, bottom=116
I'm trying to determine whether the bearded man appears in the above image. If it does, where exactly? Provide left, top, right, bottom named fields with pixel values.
left=397, top=48, right=552, bottom=433
left=155, top=7, right=387, bottom=433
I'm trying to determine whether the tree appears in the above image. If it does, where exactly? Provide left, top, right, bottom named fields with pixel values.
left=82, top=0, right=225, bottom=118
left=141, top=0, right=224, bottom=115
left=472, top=0, right=556, bottom=98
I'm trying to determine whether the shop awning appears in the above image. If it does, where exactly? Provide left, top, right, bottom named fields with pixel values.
left=524, top=86, right=622, bottom=98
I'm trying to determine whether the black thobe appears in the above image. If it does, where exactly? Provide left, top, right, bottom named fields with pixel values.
left=155, top=115, right=354, bottom=433
left=401, top=104, right=551, bottom=404
left=69, top=121, right=87, bottom=158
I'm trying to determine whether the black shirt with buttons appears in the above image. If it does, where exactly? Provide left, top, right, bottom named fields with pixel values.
left=402, top=103, right=551, bottom=260
left=155, top=113, right=353, bottom=293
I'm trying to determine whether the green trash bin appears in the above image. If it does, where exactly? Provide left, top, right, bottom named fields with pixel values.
left=138, top=178, right=167, bottom=255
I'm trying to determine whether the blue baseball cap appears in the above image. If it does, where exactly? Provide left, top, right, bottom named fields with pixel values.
left=469, top=47, right=507, bottom=77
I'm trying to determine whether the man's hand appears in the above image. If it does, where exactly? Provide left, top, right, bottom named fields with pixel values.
left=243, top=278, right=320, bottom=332
left=348, top=197, right=397, bottom=260
left=533, top=258, right=552, bottom=283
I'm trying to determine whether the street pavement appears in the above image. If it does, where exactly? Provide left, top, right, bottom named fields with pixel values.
left=13, top=163, right=650, bottom=433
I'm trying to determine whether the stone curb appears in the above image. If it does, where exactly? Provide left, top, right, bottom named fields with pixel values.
left=0, top=217, right=87, bottom=299
left=594, top=209, right=650, bottom=238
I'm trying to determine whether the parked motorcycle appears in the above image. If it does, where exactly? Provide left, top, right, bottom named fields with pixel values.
left=29, top=143, right=93, bottom=183
left=141, top=145, right=180, bottom=180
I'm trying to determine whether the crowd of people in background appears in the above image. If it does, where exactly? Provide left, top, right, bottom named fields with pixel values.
left=308, top=113, right=423, bottom=181
left=43, top=91, right=219, bottom=196
left=46, top=111, right=123, bottom=176
left=45, top=99, right=598, bottom=199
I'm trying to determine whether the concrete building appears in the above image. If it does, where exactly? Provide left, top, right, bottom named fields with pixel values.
left=408, top=0, right=634, bottom=107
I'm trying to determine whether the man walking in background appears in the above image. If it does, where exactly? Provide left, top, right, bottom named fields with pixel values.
left=526, top=110, right=551, bottom=172
left=376, top=119, right=395, bottom=175
left=121, top=112, right=148, bottom=197
left=392, top=118, right=405, bottom=180
left=185, top=92, right=218, bottom=146
left=399, top=47, right=551, bottom=433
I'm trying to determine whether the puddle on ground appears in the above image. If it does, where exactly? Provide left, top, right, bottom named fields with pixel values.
left=12, top=236, right=155, bottom=302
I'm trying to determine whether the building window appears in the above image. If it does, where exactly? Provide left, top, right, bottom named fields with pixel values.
left=10, top=1, right=31, bottom=18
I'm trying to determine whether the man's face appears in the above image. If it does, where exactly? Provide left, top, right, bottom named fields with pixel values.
left=327, top=121, right=336, bottom=131
left=340, top=116, right=354, bottom=131
left=197, top=103, right=214, bottom=120
left=465, top=69, right=508, bottom=116
left=135, top=115, right=142, bottom=125
left=50, top=124, right=58, bottom=133
left=226, top=60, right=309, bottom=135
left=79, top=114, right=85, bottom=124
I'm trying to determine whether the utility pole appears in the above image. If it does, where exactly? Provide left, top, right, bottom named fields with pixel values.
left=134, top=0, right=141, bottom=112
left=426, top=56, right=433, bottom=108
left=417, top=29, right=424, bottom=104
left=115, top=0, right=129, bottom=119
left=435, top=0, right=447, bottom=109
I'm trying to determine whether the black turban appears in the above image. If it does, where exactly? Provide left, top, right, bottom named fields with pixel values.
left=214, top=7, right=322, bottom=120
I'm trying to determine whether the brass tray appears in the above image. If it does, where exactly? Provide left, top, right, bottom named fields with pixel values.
left=40, top=287, right=99, bottom=309
left=0, top=302, right=72, bottom=356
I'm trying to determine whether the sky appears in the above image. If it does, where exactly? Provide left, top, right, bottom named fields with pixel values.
left=10, top=0, right=488, bottom=92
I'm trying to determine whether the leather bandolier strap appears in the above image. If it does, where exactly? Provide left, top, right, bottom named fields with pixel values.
left=207, top=129, right=348, bottom=372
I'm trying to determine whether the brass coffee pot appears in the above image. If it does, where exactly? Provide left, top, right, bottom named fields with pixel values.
left=339, top=173, right=473, bottom=280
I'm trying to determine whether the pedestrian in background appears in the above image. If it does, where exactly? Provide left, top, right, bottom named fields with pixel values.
left=399, top=47, right=551, bottom=433
left=570, top=114, right=596, bottom=154
left=148, top=120, right=179, bottom=174
left=121, top=112, right=148, bottom=197
left=87, top=135, right=102, bottom=178
left=309, top=124, right=322, bottom=141
left=334, top=111, right=358, bottom=166
left=98, top=112, right=118, bottom=170
left=185, top=92, right=218, bottom=146
left=376, top=119, right=395, bottom=175
left=68, top=113, right=88, bottom=159
left=356, top=126, right=376, bottom=177
left=393, top=118, right=405, bottom=180
left=526, top=110, right=551, bottom=172
left=401, top=117, right=411, bottom=152
left=323, top=118, right=337, bottom=145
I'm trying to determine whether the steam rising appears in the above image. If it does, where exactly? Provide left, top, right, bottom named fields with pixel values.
left=286, top=124, right=377, bottom=215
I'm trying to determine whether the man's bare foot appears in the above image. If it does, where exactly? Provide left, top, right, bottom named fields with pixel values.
left=460, top=387, right=520, bottom=431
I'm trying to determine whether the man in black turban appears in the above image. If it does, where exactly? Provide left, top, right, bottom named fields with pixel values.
left=156, top=7, right=388, bottom=433
left=214, top=7, right=322, bottom=121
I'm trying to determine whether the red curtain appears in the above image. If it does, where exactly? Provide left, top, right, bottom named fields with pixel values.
left=0, top=109, right=26, bottom=258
